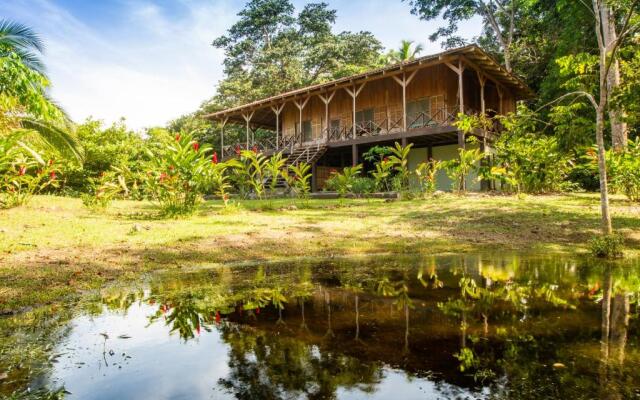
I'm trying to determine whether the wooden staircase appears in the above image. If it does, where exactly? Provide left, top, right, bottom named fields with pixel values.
left=273, top=143, right=327, bottom=189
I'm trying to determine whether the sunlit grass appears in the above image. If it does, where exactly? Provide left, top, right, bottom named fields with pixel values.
left=0, top=193, right=638, bottom=312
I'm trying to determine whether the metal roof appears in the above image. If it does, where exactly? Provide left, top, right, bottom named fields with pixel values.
left=204, top=44, right=533, bottom=124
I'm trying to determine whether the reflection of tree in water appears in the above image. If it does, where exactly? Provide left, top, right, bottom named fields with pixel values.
left=218, top=326, right=382, bottom=399
left=84, top=255, right=640, bottom=399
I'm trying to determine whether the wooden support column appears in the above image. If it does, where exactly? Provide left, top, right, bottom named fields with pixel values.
left=427, top=145, right=433, bottom=161
left=344, top=83, right=366, bottom=138
left=444, top=59, right=466, bottom=148
left=293, top=97, right=310, bottom=143
left=401, top=137, right=408, bottom=147
left=219, top=117, right=228, bottom=158
left=497, top=86, right=504, bottom=115
left=270, top=103, right=285, bottom=151
left=352, top=144, right=358, bottom=166
left=392, top=70, right=418, bottom=132
left=318, top=91, right=336, bottom=142
left=477, top=71, right=486, bottom=116
left=242, top=111, right=255, bottom=149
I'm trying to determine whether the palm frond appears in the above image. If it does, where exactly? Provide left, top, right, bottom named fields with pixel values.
left=19, top=118, right=84, bottom=162
left=0, top=19, right=45, bottom=53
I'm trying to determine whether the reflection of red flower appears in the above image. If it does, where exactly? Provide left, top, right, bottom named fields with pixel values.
left=160, top=304, right=167, bottom=314
left=212, top=152, right=218, bottom=164
left=255, top=307, right=260, bottom=315
left=215, top=311, right=221, bottom=323
left=235, top=145, right=241, bottom=156
left=252, top=145, right=258, bottom=153
left=18, top=166, right=26, bottom=176
left=196, top=324, right=201, bottom=335
left=192, top=142, right=200, bottom=151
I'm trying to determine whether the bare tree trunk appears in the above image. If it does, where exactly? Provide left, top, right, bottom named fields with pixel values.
left=611, top=293, right=630, bottom=365
left=594, top=0, right=614, bottom=235
left=600, top=4, right=628, bottom=150
left=595, top=106, right=613, bottom=234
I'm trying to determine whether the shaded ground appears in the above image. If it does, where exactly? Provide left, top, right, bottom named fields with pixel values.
left=0, top=193, right=638, bottom=313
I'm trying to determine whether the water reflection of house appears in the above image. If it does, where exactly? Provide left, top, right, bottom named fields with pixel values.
left=206, top=45, right=532, bottom=191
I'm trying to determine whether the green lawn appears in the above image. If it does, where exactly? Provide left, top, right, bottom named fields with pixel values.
left=0, top=193, right=638, bottom=313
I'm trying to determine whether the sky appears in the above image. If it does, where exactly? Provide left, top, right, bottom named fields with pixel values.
left=1, top=0, right=482, bottom=131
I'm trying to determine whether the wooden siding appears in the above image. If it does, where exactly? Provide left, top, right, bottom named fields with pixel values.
left=280, top=63, right=516, bottom=141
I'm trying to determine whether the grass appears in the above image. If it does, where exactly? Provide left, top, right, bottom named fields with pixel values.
left=0, top=193, right=638, bottom=313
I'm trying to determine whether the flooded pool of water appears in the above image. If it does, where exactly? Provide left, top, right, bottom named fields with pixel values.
left=2, top=254, right=640, bottom=399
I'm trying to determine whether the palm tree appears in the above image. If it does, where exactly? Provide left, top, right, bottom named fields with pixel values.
left=0, top=19, right=46, bottom=74
left=385, top=40, right=424, bottom=64
left=0, top=19, right=82, bottom=161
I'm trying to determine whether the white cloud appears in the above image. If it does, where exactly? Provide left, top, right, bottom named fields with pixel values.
left=1, top=0, right=481, bottom=131
left=1, top=0, right=232, bottom=131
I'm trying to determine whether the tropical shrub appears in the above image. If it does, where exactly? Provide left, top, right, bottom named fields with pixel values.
left=264, top=152, right=287, bottom=196
left=351, top=177, right=376, bottom=195
left=237, top=149, right=268, bottom=199
left=387, top=142, right=413, bottom=191
left=415, top=159, right=442, bottom=195
left=442, top=144, right=483, bottom=193
left=64, top=118, right=146, bottom=193
left=495, top=110, right=574, bottom=193
left=590, top=234, right=624, bottom=259
left=325, top=164, right=363, bottom=198
left=0, top=133, right=57, bottom=208
left=81, top=171, right=127, bottom=210
left=371, top=157, right=393, bottom=192
left=285, top=162, right=312, bottom=200
left=143, top=132, right=217, bottom=216
left=608, top=138, right=640, bottom=202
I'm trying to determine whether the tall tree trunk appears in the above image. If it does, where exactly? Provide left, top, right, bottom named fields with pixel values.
left=595, top=105, right=613, bottom=234
left=594, top=0, right=613, bottom=235
left=600, top=4, right=628, bottom=150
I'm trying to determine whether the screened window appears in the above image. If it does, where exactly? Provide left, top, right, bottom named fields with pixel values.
left=407, top=99, right=429, bottom=129
left=355, top=108, right=374, bottom=126
left=302, top=120, right=312, bottom=142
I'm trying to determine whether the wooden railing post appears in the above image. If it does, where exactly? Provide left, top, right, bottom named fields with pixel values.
left=271, top=103, right=285, bottom=151
left=392, top=70, right=418, bottom=132
left=344, top=83, right=366, bottom=139
left=220, top=116, right=228, bottom=158
left=294, top=97, right=310, bottom=145
left=242, top=111, right=255, bottom=150
left=318, top=90, right=336, bottom=142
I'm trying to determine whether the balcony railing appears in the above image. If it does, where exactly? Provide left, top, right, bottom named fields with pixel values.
left=222, top=106, right=483, bottom=157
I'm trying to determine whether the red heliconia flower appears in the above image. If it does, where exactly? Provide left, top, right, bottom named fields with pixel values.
left=148, top=299, right=156, bottom=305
left=192, top=142, right=200, bottom=151
left=196, top=324, right=201, bottom=335
left=169, top=165, right=175, bottom=172
left=255, top=307, right=260, bottom=315
left=383, top=157, right=389, bottom=162
left=18, top=166, right=26, bottom=176
left=49, top=171, right=56, bottom=180
left=215, top=311, right=221, bottom=323
left=235, top=145, right=241, bottom=156
left=252, top=145, right=258, bottom=154
left=175, top=134, right=181, bottom=141
left=159, top=172, right=168, bottom=182
left=48, top=159, right=54, bottom=166
left=212, top=152, right=218, bottom=164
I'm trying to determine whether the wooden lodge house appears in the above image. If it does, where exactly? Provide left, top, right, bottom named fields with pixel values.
left=205, top=45, right=532, bottom=191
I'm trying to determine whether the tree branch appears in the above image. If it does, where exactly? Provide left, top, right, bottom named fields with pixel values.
left=535, top=91, right=598, bottom=113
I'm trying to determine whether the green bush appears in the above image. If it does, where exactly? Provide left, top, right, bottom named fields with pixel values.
left=325, top=164, right=363, bottom=198
left=590, top=234, right=624, bottom=259
left=351, top=177, right=376, bottom=194
left=608, top=138, right=640, bottom=202
left=143, top=132, right=226, bottom=216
